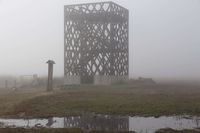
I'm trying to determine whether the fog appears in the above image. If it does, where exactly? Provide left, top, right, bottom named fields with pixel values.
left=0, top=0, right=200, bottom=81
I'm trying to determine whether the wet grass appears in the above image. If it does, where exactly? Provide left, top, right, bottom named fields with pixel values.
left=0, top=128, right=82, bottom=133
left=0, top=88, right=52, bottom=117
left=156, top=128, right=200, bottom=133
left=5, top=84, right=200, bottom=118
left=0, top=128, right=135, bottom=133
left=0, top=128, right=199, bottom=133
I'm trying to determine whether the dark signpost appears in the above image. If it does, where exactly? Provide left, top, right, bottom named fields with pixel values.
left=46, top=60, right=55, bottom=91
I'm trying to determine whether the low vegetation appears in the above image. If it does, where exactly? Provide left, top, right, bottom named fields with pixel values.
left=1, top=128, right=200, bottom=133
left=0, top=88, right=51, bottom=117
left=1, top=83, right=199, bottom=118
left=0, top=128, right=136, bottom=133
left=156, top=128, right=200, bottom=133
left=0, top=128, right=81, bottom=133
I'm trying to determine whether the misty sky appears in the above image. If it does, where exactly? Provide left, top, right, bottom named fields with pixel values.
left=0, top=0, right=200, bottom=81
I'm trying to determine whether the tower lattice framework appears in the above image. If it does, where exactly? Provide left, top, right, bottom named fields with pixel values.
left=64, top=1, right=129, bottom=83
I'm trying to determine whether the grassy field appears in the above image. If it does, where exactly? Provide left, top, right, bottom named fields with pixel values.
left=0, top=128, right=199, bottom=133
left=156, top=128, right=200, bottom=133
left=0, top=87, right=52, bottom=117
left=0, top=128, right=82, bottom=133
left=0, top=128, right=136, bottom=133
left=0, top=83, right=199, bottom=118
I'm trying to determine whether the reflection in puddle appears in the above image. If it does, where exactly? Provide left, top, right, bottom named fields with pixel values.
left=64, top=114, right=129, bottom=131
left=129, top=116, right=200, bottom=133
left=0, top=114, right=199, bottom=133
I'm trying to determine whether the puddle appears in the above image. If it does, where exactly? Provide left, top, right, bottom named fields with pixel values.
left=0, top=114, right=199, bottom=133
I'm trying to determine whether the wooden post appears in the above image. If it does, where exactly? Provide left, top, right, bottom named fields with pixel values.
left=46, top=60, right=55, bottom=91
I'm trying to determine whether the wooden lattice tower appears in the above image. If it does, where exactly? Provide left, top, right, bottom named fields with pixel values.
left=64, top=1, right=129, bottom=84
